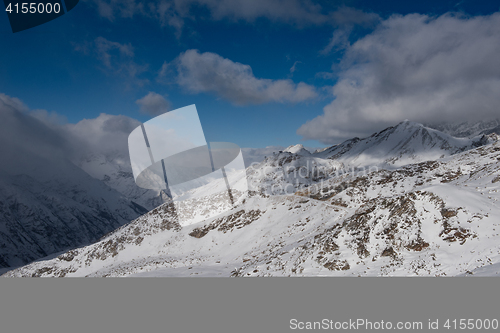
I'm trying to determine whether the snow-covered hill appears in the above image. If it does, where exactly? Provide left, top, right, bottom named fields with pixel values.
left=5, top=133, right=499, bottom=277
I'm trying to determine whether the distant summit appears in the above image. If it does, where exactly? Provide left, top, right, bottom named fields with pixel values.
left=283, top=144, right=311, bottom=155
left=427, top=119, right=500, bottom=138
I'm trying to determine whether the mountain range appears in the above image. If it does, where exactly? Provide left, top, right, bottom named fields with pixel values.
left=0, top=108, right=154, bottom=270
left=3, top=117, right=499, bottom=277
left=427, top=119, right=500, bottom=138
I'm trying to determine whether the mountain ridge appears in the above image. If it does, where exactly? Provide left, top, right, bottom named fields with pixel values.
left=4, top=123, right=499, bottom=277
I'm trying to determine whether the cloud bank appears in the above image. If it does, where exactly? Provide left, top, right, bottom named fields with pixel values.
left=298, top=13, right=500, bottom=144
left=0, top=94, right=68, bottom=176
left=1, top=93, right=142, bottom=165
left=64, top=113, right=141, bottom=160
left=0, top=93, right=283, bottom=180
left=174, top=49, right=318, bottom=105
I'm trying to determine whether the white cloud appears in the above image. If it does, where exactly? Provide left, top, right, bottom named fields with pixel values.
left=136, top=92, right=171, bottom=116
left=298, top=13, right=500, bottom=144
left=0, top=93, right=141, bottom=163
left=0, top=94, right=70, bottom=175
left=93, top=0, right=145, bottom=21
left=89, top=0, right=379, bottom=36
left=148, top=1, right=187, bottom=38
left=174, top=49, right=318, bottom=105
left=157, top=60, right=175, bottom=83
left=320, top=27, right=352, bottom=55
left=74, top=37, right=149, bottom=86
left=95, top=0, right=114, bottom=20
left=65, top=113, right=141, bottom=160
left=95, top=36, right=135, bottom=67
left=289, top=61, right=301, bottom=76
left=328, top=6, right=379, bottom=27
left=196, top=1, right=378, bottom=27
left=192, top=0, right=328, bottom=25
left=0, top=93, right=28, bottom=112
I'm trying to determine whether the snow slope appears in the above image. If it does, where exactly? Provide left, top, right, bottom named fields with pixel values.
left=0, top=107, right=279, bottom=269
left=5, top=135, right=499, bottom=277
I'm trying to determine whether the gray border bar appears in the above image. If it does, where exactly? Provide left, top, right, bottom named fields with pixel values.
left=1, top=277, right=499, bottom=333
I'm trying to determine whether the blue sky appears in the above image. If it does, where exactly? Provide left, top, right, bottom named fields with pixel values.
left=1, top=0, right=500, bottom=148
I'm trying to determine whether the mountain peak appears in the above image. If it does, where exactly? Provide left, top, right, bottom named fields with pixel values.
left=313, top=120, right=480, bottom=168
left=395, top=119, right=423, bottom=129
left=283, top=144, right=311, bottom=155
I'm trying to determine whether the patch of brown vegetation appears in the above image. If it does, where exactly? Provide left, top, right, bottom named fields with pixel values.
left=406, top=240, right=429, bottom=251
left=57, top=249, right=78, bottom=262
left=331, top=198, right=348, bottom=207
left=323, top=260, right=350, bottom=271
left=31, top=266, right=54, bottom=277
left=441, top=209, right=458, bottom=218
left=381, top=247, right=397, bottom=258
left=189, top=209, right=263, bottom=238
left=440, top=171, right=462, bottom=183
left=439, top=221, right=476, bottom=245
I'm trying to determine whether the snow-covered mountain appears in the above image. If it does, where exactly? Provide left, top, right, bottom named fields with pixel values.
left=243, top=121, right=490, bottom=197
left=314, top=120, right=488, bottom=168
left=0, top=108, right=152, bottom=269
left=0, top=161, right=149, bottom=269
left=76, top=146, right=286, bottom=206
left=0, top=103, right=285, bottom=270
left=76, top=151, right=168, bottom=211
left=283, top=144, right=312, bottom=155
left=171, top=121, right=490, bottom=203
left=427, top=119, right=500, bottom=138
left=5, top=127, right=499, bottom=277
left=240, top=146, right=284, bottom=167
